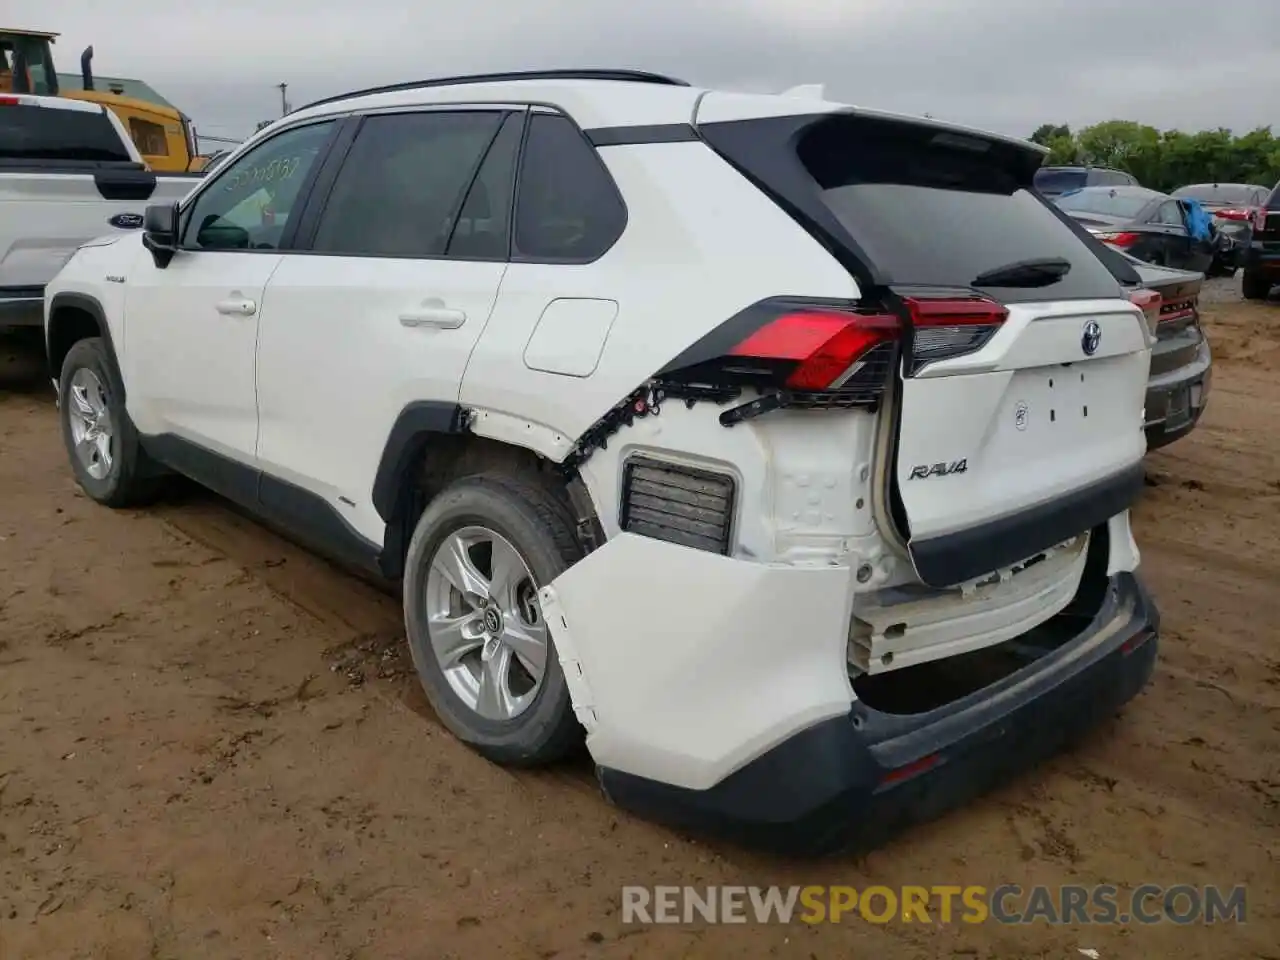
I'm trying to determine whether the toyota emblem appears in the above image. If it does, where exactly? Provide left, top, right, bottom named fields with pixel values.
left=1081, top=320, right=1102, bottom=356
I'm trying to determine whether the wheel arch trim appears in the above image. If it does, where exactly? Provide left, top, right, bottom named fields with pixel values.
left=371, top=400, right=472, bottom=524
left=46, top=292, right=125, bottom=400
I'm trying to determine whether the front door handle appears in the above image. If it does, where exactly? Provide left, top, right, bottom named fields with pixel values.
left=215, top=297, right=257, bottom=317
left=399, top=303, right=466, bottom=329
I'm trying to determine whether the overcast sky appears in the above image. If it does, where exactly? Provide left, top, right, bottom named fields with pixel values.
left=46, top=0, right=1280, bottom=146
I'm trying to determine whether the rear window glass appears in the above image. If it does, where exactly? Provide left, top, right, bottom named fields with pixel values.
left=1054, top=188, right=1152, bottom=219
left=1171, top=184, right=1256, bottom=205
left=1032, top=169, right=1086, bottom=195
left=0, top=103, right=131, bottom=162
left=797, top=120, right=1125, bottom=302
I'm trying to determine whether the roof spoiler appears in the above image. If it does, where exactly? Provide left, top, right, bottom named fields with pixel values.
left=81, top=46, right=95, bottom=92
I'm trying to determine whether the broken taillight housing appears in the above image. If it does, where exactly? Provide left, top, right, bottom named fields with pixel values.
left=656, top=293, right=1007, bottom=422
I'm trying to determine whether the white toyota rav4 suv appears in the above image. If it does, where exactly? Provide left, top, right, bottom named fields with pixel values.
left=44, top=69, right=1161, bottom=856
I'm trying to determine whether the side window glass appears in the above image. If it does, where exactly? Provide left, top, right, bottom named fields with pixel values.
left=311, top=111, right=504, bottom=258
left=513, top=113, right=626, bottom=262
left=129, top=117, right=169, bottom=157
left=1155, top=201, right=1183, bottom=226
left=182, top=121, right=335, bottom=251
left=445, top=112, right=523, bottom=260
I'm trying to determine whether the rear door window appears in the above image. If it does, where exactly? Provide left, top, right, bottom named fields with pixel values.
left=312, top=110, right=505, bottom=258
left=1154, top=201, right=1184, bottom=227
left=0, top=102, right=131, bottom=162
left=445, top=112, right=523, bottom=260
left=795, top=119, right=1124, bottom=302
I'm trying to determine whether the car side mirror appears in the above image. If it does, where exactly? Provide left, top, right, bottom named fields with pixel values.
left=142, top=202, right=179, bottom=268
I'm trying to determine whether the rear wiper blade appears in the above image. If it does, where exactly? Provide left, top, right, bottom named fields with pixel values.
left=972, top=257, right=1072, bottom=287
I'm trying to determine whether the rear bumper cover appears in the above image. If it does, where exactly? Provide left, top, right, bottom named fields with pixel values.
left=1144, top=336, right=1211, bottom=450
left=598, top=570, right=1158, bottom=858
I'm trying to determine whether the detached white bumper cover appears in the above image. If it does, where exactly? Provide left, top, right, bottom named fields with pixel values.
left=544, top=521, right=1156, bottom=858
left=539, top=532, right=856, bottom=791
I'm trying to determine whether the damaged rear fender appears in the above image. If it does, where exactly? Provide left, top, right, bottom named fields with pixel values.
left=538, top=532, right=856, bottom=791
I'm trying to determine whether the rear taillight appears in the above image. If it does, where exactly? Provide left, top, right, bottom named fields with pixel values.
left=900, top=294, right=1008, bottom=375
left=1127, top=289, right=1162, bottom=332
left=0, top=96, right=20, bottom=106
left=726, top=308, right=899, bottom=391
left=1255, top=208, right=1268, bottom=232
left=658, top=300, right=900, bottom=419
left=1215, top=208, right=1251, bottom=221
left=1096, top=231, right=1140, bottom=247
left=656, top=293, right=1007, bottom=425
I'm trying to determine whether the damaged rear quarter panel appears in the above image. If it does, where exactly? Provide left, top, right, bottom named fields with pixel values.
left=540, top=532, right=856, bottom=791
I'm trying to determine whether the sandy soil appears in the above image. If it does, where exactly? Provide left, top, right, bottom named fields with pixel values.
left=1, top=286, right=1277, bottom=959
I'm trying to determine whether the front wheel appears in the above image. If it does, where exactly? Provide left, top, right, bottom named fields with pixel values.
left=402, top=473, right=584, bottom=766
left=58, top=338, right=163, bottom=507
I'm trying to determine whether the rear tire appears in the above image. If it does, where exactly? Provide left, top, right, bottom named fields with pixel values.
left=402, top=472, right=585, bottom=766
left=1241, top=270, right=1273, bottom=301
left=58, top=338, right=163, bottom=508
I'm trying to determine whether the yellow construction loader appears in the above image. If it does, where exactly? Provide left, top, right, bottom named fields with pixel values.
left=1, top=27, right=213, bottom=172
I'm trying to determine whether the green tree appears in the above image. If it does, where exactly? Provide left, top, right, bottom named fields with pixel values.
left=1028, top=121, right=1280, bottom=191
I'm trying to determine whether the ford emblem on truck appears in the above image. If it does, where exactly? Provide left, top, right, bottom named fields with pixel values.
left=108, top=213, right=144, bottom=230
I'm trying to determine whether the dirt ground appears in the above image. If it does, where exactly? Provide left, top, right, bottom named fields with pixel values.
left=1, top=284, right=1278, bottom=960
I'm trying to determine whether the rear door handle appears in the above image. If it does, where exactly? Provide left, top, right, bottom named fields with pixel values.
left=215, top=297, right=257, bottom=317
left=399, top=306, right=466, bottom=329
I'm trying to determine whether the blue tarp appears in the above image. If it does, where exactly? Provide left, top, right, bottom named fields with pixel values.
left=1183, top=198, right=1213, bottom=241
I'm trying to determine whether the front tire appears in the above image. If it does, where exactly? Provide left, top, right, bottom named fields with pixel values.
left=1241, top=270, right=1273, bottom=301
left=402, top=472, right=584, bottom=766
left=58, top=338, right=162, bottom=508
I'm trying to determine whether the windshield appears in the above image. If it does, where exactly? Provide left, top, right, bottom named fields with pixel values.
left=1170, top=184, right=1256, bottom=206
left=1054, top=188, right=1151, bottom=219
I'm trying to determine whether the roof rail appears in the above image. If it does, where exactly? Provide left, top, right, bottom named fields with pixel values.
left=292, top=69, right=691, bottom=115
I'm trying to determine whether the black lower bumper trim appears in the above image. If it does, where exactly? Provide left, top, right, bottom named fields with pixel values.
left=597, top=571, right=1159, bottom=858
left=907, top=463, right=1145, bottom=588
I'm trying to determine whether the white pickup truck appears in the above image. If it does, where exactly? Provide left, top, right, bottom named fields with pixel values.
left=1, top=92, right=198, bottom=329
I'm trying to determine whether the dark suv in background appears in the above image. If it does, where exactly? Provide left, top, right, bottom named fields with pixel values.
left=1242, top=181, right=1280, bottom=300
left=1034, top=165, right=1139, bottom=197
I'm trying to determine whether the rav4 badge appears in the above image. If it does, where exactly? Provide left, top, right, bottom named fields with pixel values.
left=908, top=460, right=968, bottom=480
